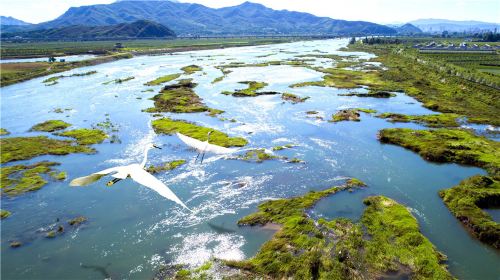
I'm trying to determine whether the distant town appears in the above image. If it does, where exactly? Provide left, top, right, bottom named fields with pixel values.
left=415, top=41, right=499, bottom=53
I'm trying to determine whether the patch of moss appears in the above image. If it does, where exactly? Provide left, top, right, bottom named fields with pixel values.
left=175, top=269, right=191, bottom=279
left=68, top=216, right=88, bottom=226
left=290, top=68, right=385, bottom=89
left=354, top=108, right=377, bottom=114
left=212, top=76, right=225, bottom=84
left=330, top=109, right=361, bottom=122
left=235, top=149, right=278, bottom=163
left=287, top=158, right=304, bottom=164
left=228, top=182, right=451, bottom=279
left=439, top=175, right=500, bottom=249
left=147, top=160, right=186, bottom=174
left=50, top=171, right=67, bottom=181
left=378, top=128, right=500, bottom=179
left=339, top=91, right=396, bottom=98
left=46, top=230, right=57, bottom=238
left=10, top=241, right=22, bottom=248
left=52, top=108, right=71, bottom=114
left=207, top=108, right=225, bottom=117
left=237, top=184, right=348, bottom=226
left=0, top=128, right=10, bottom=135
left=30, top=120, right=71, bottom=132
left=144, top=79, right=222, bottom=115
left=57, top=129, right=108, bottom=145
left=272, top=144, right=295, bottom=151
left=152, top=117, right=247, bottom=148
left=377, top=113, right=461, bottom=127
left=361, top=196, right=453, bottom=279
left=222, top=81, right=278, bottom=97
left=102, top=76, right=135, bottom=85
left=1, top=209, right=11, bottom=219
left=144, top=73, right=181, bottom=86
left=43, top=70, right=97, bottom=86
left=281, top=93, right=309, bottom=104
left=1, top=161, right=64, bottom=196
left=0, top=136, right=94, bottom=163
left=181, top=65, right=202, bottom=74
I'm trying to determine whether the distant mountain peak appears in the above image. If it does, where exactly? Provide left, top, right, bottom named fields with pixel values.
left=2, top=19, right=176, bottom=40
left=1, top=16, right=32, bottom=26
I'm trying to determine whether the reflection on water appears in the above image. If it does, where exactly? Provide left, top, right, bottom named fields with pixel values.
left=1, top=39, right=499, bottom=279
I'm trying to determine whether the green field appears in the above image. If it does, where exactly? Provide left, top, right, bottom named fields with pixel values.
left=1, top=38, right=295, bottom=58
left=419, top=52, right=500, bottom=75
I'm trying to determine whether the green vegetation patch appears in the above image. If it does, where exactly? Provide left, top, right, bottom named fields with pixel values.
left=281, top=93, right=309, bottom=103
left=0, top=136, right=94, bottom=163
left=330, top=109, right=361, bottom=122
left=144, top=73, right=181, bottom=86
left=361, top=196, right=453, bottom=279
left=234, top=149, right=278, bottom=163
left=57, top=128, right=108, bottom=145
left=1, top=161, right=66, bottom=196
left=1, top=209, right=11, bottom=219
left=272, top=144, right=295, bottom=151
left=348, top=44, right=500, bottom=126
left=354, top=108, right=377, bottom=114
left=339, top=91, right=396, bottom=98
left=0, top=128, right=10, bottom=135
left=379, top=128, right=500, bottom=179
left=181, top=65, right=202, bottom=74
left=377, top=113, right=461, bottom=127
left=290, top=68, right=385, bottom=89
left=147, top=160, right=186, bottom=174
left=152, top=117, right=247, bottom=148
left=1, top=53, right=130, bottom=87
left=43, top=70, right=97, bottom=86
left=31, top=120, right=71, bottom=132
left=68, top=216, right=88, bottom=226
left=144, top=79, right=211, bottom=113
left=102, top=76, right=135, bottom=85
left=226, top=181, right=451, bottom=279
left=222, top=81, right=278, bottom=97
left=439, top=175, right=500, bottom=249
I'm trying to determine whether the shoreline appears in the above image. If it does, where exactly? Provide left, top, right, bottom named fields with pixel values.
left=0, top=38, right=305, bottom=87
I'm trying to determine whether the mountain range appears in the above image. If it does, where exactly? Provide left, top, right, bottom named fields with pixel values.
left=1, top=16, right=32, bottom=26
left=1, top=20, right=176, bottom=40
left=409, top=19, right=500, bottom=33
left=2, top=1, right=397, bottom=36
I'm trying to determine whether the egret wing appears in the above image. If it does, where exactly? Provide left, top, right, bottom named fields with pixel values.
left=70, top=166, right=122, bottom=186
left=177, top=132, right=237, bottom=154
left=129, top=167, right=190, bottom=210
left=177, top=132, right=206, bottom=151
left=203, top=143, right=238, bottom=154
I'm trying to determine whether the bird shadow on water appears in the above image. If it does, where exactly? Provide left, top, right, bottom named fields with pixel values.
left=80, top=262, right=114, bottom=279
left=207, top=221, right=237, bottom=234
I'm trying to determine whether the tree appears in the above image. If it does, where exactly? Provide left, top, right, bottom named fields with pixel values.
left=349, top=37, right=356, bottom=44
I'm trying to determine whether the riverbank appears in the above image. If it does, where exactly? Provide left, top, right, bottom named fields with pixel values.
left=0, top=38, right=299, bottom=87
left=348, top=42, right=500, bottom=126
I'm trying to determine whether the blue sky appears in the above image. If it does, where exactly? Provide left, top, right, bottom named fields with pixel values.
left=1, top=0, right=498, bottom=24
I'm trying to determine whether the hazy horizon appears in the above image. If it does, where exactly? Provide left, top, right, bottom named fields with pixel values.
left=0, top=0, right=498, bottom=25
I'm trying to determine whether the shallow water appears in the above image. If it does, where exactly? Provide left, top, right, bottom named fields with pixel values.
left=1, top=39, right=499, bottom=279
left=0, top=54, right=97, bottom=64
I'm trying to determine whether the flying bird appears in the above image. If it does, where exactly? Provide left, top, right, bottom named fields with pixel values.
left=176, top=132, right=237, bottom=163
left=70, top=143, right=190, bottom=211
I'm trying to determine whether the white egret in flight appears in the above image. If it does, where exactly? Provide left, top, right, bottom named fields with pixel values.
left=176, top=132, right=237, bottom=163
left=70, top=143, right=191, bottom=211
